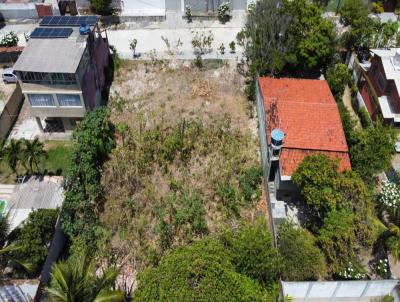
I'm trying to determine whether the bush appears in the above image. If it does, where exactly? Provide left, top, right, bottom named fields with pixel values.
left=91, top=0, right=112, bottom=15
left=358, top=106, right=372, bottom=128
left=326, top=63, right=352, bottom=100
left=0, top=32, right=18, bottom=47
left=132, top=238, right=267, bottom=302
left=61, top=107, right=115, bottom=251
left=372, top=1, right=384, bottom=13
left=14, top=209, right=59, bottom=274
left=218, top=2, right=230, bottom=23
left=318, top=209, right=357, bottom=273
left=278, top=222, right=327, bottom=281
left=350, top=121, right=396, bottom=182
left=220, top=218, right=282, bottom=286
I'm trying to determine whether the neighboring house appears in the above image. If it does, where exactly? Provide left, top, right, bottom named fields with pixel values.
left=355, top=48, right=400, bottom=125
left=13, top=15, right=110, bottom=131
left=256, top=77, right=351, bottom=201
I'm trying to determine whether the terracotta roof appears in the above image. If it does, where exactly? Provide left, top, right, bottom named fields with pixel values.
left=280, top=149, right=351, bottom=176
left=259, top=77, right=351, bottom=176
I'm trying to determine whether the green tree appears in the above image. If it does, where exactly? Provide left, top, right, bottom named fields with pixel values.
left=13, top=209, right=58, bottom=274
left=326, top=63, right=352, bottom=100
left=45, top=251, right=123, bottom=302
left=318, top=209, right=357, bottom=273
left=292, top=154, right=341, bottom=217
left=278, top=221, right=327, bottom=280
left=132, top=238, right=268, bottom=302
left=339, top=0, right=369, bottom=27
left=339, top=0, right=377, bottom=49
left=22, top=137, right=47, bottom=174
left=350, top=121, right=396, bottom=182
left=220, top=218, right=282, bottom=286
left=91, top=0, right=112, bottom=15
left=237, top=0, right=295, bottom=76
left=4, top=139, right=22, bottom=175
left=284, top=0, right=337, bottom=70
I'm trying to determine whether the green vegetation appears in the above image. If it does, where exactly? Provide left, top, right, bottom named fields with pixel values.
left=0, top=140, right=73, bottom=183
left=61, top=107, right=115, bottom=252
left=133, top=220, right=280, bottom=302
left=101, top=113, right=262, bottom=270
left=238, top=0, right=336, bottom=78
left=12, top=209, right=59, bottom=275
left=45, top=251, right=124, bottom=302
left=90, top=0, right=112, bottom=15
left=358, top=107, right=372, bottom=128
left=0, top=32, right=18, bottom=47
left=293, top=154, right=377, bottom=275
left=278, top=221, right=327, bottom=281
left=326, top=63, right=352, bottom=101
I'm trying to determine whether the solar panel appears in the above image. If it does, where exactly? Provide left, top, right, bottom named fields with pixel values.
left=30, top=27, right=73, bottom=39
left=40, top=16, right=99, bottom=27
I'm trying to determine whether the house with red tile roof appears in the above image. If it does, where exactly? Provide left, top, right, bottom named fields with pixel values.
left=256, top=77, right=351, bottom=200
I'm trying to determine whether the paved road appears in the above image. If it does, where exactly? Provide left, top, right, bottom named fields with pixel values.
left=0, top=12, right=245, bottom=60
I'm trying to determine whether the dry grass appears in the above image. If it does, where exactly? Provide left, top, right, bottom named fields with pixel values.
left=100, top=60, right=263, bottom=288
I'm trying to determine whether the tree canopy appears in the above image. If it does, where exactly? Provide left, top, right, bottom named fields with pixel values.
left=278, top=221, right=327, bottom=281
left=238, top=0, right=336, bottom=76
left=132, top=238, right=268, bottom=302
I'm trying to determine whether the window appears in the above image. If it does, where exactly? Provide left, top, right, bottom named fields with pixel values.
left=28, top=94, right=55, bottom=107
left=19, top=72, right=76, bottom=85
left=57, top=94, right=82, bottom=107
left=378, top=73, right=386, bottom=90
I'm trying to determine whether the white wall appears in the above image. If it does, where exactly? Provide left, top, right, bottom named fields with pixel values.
left=120, top=0, right=166, bottom=16
left=282, top=280, right=399, bottom=302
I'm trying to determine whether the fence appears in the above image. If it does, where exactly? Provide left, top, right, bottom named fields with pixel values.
left=282, top=280, right=399, bottom=302
left=0, top=84, right=23, bottom=139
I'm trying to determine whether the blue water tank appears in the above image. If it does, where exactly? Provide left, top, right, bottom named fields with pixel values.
left=271, top=128, right=285, bottom=147
left=79, top=24, right=91, bottom=35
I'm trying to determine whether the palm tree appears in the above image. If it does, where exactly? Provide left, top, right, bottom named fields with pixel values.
left=4, top=139, right=22, bottom=175
left=22, top=137, right=47, bottom=174
left=0, top=210, right=33, bottom=275
left=45, top=252, right=124, bottom=302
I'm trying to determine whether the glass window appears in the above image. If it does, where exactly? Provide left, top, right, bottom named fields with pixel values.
left=28, top=94, right=55, bottom=107
left=57, top=94, right=82, bottom=107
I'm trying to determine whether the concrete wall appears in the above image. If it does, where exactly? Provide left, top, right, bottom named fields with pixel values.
left=282, top=280, right=399, bottom=302
left=0, top=84, right=23, bottom=139
left=120, top=0, right=166, bottom=16
left=0, top=3, right=38, bottom=19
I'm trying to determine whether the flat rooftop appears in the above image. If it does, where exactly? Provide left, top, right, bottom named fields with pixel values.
left=13, top=16, right=98, bottom=74
left=3, top=176, right=63, bottom=230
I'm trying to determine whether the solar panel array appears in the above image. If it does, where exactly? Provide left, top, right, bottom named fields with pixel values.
left=30, top=27, right=73, bottom=39
left=40, top=16, right=98, bottom=27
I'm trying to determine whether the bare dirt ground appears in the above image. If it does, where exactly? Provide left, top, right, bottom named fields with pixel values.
left=342, top=85, right=361, bottom=128
left=109, top=59, right=253, bottom=131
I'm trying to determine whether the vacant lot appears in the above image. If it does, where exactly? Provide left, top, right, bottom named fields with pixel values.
left=100, top=60, right=265, bottom=287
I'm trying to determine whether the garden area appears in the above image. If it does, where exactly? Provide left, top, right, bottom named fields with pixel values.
left=0, top=139, right=73, bottom=184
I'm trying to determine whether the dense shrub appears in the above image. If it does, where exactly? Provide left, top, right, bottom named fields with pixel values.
left=132, top=238, right=268, bottom=302
left=358, top=106, right=372, bottom=128
left=278, top=222, right=327, bottom=281
left=61, top=107, right=115, bottom=251
left=220, top=218, right=282, bottom=286
left=326, top=64, right=352, bottom=100
left=318, top=209, right=357, bottom=273
left=0, top=32, right=18, bottom=47
left=91, top=0, right=112, bottom=15
left=14, top=209, right=59, bottom=274
left=350, top=121, right=396, bottom=182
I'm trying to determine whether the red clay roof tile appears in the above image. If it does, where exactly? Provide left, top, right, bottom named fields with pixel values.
left=258, top=77, right=351, bottom=176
